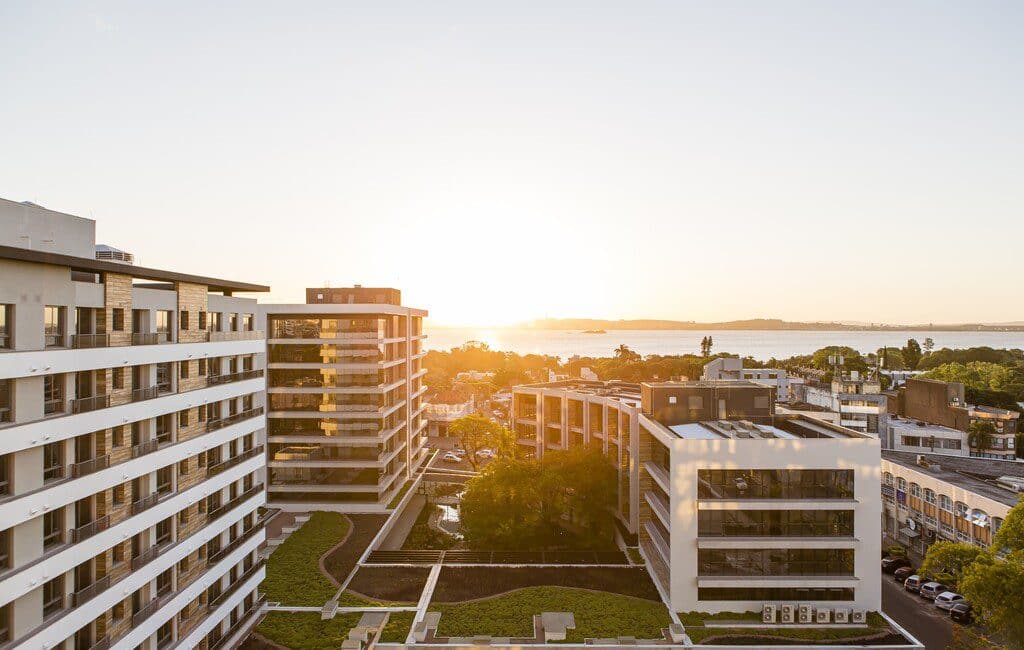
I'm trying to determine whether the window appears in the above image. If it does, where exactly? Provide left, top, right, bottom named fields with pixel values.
left=697, top=469, right=855, bottom=500
left=242, top=314, right=253, bottom=331
left=42, top=576, right=64, bottom=617
left=112, top=308, right=125, bottom=331
left=178, top=508, right=189, bottom=525
left=43, top=441, right=63, bottom=481
left=156, top=310, right=173, bottom=341
left=198, top=311, right=207, bottom=330
left=0, top=304, right=11, bottom=348
left=113, top=425, right=126, bottom=447
left=229, top=313, right=238, bottom=331
left=180, top=361, right=190, bottom=380
left=43, top=510, right=63, bottom=549
left=156, top=518, right=172, bottom=546
left=0, top=529, right=10, bottom=569
left=698, top=509, right=854, bottom=537
left=956, top=502, right=969, bottom=519
left=883, top=472, right=893, bottom=486
left=896, top=478, right=907, bottom=490
left=0, top=602, right=10, bottom=643
left=698, top=587, right=854, bottom=602
left=179, top=459, right=189, bottom=475
left=180, top=310, right=190, bottom=330
left=924, top=489, right=937, bottom=505
left=0, top=454, right=8, bottom=495
left=112, top=600, right=126, bottom=621
left=909, top=483, right=921, bottom=498
left=156, top=466, right=172, bottom=493
left=112, top=366, right=125, bottom=390
left=156, top=363, right=173, bottom=393
left=113, top=542, right=125, bottom=564
left=699, top=548, right=854, bottom=576
left=940, top=495, right=953, bottom=512
left=668, top=396, right=677, bottom=405
left=198, top=358, right=207, bottom=376
left=113, top=483, right=126, bottom=505
left=44, top=306, right=65, bottom=347
left=43, top=374, right=64, bottom=415
left=179, top=409, right=190, bottom=428
left=0, top=379, right=9, bottom=423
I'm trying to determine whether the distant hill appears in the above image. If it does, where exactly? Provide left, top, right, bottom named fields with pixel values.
left=520, top=318, right=1024, bottom=332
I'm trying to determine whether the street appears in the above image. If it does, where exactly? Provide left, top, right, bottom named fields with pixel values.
left=882, top=572, right=953, bottom=650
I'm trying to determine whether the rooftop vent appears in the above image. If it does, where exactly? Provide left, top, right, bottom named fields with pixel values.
left=996, top=476, right=1024, bottom=494
left=95, top=244, right=134, bottom=265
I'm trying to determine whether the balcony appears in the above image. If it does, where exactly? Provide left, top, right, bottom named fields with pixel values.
left=131, top=542, right=162, bottom=570
left=208, top=446, right=264, bottom=476
left=130, top=492, right=159, bottom=515
left=209, top=559, right=266, bottom=609
left=207, top=407, right=264, bottom=432
left=71, top=394, right=111, bottom=414
left=71, top=333, right=110, bottom=349
left=132, top=439, right=159, bottom=458
left=208, top=484, right=263, bottom=521
left=131, top=332, right=161, bottom=345
left=131, top=386, right=159, bottom=402
left=209, top=329, right=264, bottom=342
left=70, top=454, right=111, bottom=478
left=207, top=369, right=264, bottom=386
left=132, top=595, right=164, bottom=627
left=71, top=515, right=110, bottom=543
left=44, top=398, right=65, bottom=415
left=208, top=521, right=266, bottom=565
left=208, top=596, right=266, bottom=650
left=72, top=574, right=111, bottom=607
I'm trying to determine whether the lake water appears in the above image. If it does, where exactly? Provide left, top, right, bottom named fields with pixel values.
left=425, top=328, right=1024, bottom=361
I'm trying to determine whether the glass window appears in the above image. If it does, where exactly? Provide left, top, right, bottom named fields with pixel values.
left=112, top=308, right=125, bottom=331
left=698, top=509, right=855, bottom=537
left=698, top=587, right=854, bottom=602
left=156, top=310, right=173, bottom=341
left=0, top=379, right=10, bottom=423
left=43, top=442, right=63, bottom=482
left=697, top=469, right=854, bottom=499
left=0, top=304, right=11, bottom=348
left=44, top=306, right=65, bottom=347
left=924, top=489, right=936, bottom=505
left=43, top=510, right=63, bottom=549
left=698, top=548, right=855, bottom=576
left=42, top=576, right=64, bottom=617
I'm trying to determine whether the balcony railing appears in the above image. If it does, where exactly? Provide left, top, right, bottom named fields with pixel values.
left=85, top=635, right=111, bottom=650
left=208, top=597, right=266, bottom=650
left=208, top=484, right=263, bottom=521
left=207, top=369, right=264, bottom=386
left=131, top=386, right=159, bottom=402
left=71, top=394, right=110, bottom=414
left=131, top=543, right=161, bottom=570
left=207, top=407, right=263, bottom=432
left=70, top=454, right=111, bottom=478
left=131, top=332, right=160, bottom=345
left=71, top=515, right=110, bottom=543
left=208, top=521, right=265, bottom=565
left=132, top=595, right=164, bottom=627
left=208, top=446, right=264, bottom=477
left=44, top=333, right=66, bottom=347
left=43, top=398, right=65, bottom=415
left=209, top=329, right=264, bottom=342
left=130, top=492, right=159, bottom=515
left=71, top=333, right=110, bottom=349
left=132, top=439, right=159, bottom=458
left=72, top=574, right=111, bottom=607
left=209, top=559, right=266, bottom=609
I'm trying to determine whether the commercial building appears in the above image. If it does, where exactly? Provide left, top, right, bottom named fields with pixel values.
left=890, top=378, right=1018, bottom=460
left=512, top=379, right=881, bottom=615
left=258, top=287, right=428, bottom=511
left=882, top=451, right=1024, bottom=556
left=796, top=371, right=887, bottom=435
left=702, top=357, right=792, bottom=401
left=883, top=416, right=968, bottom=456
left=0, top=199, right=269, bottom=650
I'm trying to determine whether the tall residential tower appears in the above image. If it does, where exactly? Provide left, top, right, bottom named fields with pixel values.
left=258, top=287, right=428, bottom=511
left=0, top=198, right=269, bottom=650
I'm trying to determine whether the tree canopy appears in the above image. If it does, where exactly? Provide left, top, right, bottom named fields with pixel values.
left=919, top=361, right=1024, bottom=401
left=448, top=414, right=518, bottom=469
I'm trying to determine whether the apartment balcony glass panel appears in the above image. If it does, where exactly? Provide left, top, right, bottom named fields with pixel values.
left=697, top=509, right=855, bottom=537
left=698, top=469, right=855, bottom=500
left=698, top=548, right=855, bottom=576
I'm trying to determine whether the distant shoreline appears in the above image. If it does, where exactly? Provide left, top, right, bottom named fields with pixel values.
left=427, top=322, right=1024, bottom=333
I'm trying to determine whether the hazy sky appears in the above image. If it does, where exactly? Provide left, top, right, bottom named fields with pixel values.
left=1, top=2, right=1022, bottom=326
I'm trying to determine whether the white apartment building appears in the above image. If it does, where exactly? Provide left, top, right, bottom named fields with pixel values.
left=512, top=379, right=882, bottom=615
left=883, top=415, right=967, bottom=456
left=702, top=357, right=792, bottom=402
left=258, top=287, right=428, bottom=512
left=797, top=371, right=887, bottom=435
left=0, top=199, right=268, bottom=650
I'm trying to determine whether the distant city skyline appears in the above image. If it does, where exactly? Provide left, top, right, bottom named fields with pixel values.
left=2, top=2, right=1022, bottom=327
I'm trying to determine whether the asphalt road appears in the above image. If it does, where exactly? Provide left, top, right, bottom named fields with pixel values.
left=882, top=573, right=953, bottom=650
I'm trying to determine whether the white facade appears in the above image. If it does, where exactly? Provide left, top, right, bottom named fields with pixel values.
left=702, top=358, right=792, bottom=402
left=884, top=417, right=967, bottom=456
left=799, top=377, right=887, bottom=436
left=0, top=198, right=267, bottom=650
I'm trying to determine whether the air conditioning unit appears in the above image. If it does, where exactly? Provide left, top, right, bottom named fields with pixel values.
left=833, top=609, right=850, bottom=624
left=762, top=604, right=776, bottom=623
left=851, top=610, right=866, bottom=624
left=798, top=604, right=813, bottom=623
left=816, top=608, right=831, bottom=624
left=780, top=605, right=795, bottom=624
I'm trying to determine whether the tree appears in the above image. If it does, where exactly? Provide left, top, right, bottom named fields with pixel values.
left=967, top=420, right=998, bottom=451
left=700, top=336, right=714, bottom=358
left=960, top=550, right=1024, bottom=647
left=810, top=346, right=868, bottom=373
left=902, top=338, right=923, bottom=370
left=448, top=414, right=516, bottom=470
left=923, top=337, right=935, bottom=354
left=876, top=347, right=906, bottom=370
left=919, top=541, right=986, bottom=589
left=613, top=344, right=641, bottom=363
left=993, top=496, right=1024, bottom=552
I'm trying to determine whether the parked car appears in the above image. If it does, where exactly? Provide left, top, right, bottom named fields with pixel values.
left=893, top=566, right=916, bottom=583
left=476, top=448, right=496, bottom=458
left=935, top=592, right=966, bottom=611
left=903, top=575, right=923, bottom=594
left=453, top=447, right=467, bottom=456
left=949, top=602, right=973, bottom=624
left=442, top=452, right=462, bottom=463
left=882, top=556, right=912, bottom=573
left=919, top=582, right=949, bottom=600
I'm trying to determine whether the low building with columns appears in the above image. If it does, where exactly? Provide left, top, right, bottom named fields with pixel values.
left=881, top=450, right=1024, bottom=556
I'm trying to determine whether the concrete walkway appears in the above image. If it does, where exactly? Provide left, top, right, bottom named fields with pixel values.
left=379, top=494, right=426, bottom=551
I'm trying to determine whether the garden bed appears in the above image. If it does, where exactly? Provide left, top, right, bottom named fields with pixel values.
left=380, top=611, right=417, bottom=643
left=321, top=513, right=389, bottom=583
left=346, top=566, right=432, bottom=603
left=679, top=611, right=899, bottom=645
left=254, top=612, right=363, bottom=650
left=401, top=504, right=461, bottom=550
left=432, top=566, right=661, bottom=602
left=429, top=586, right=672, bottom=641
left=263, top=512, right=350, bottom=606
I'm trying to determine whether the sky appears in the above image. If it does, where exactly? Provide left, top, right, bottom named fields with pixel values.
left=1, top=1, right=1022, bottom=327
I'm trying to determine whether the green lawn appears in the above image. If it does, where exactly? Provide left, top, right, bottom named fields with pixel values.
left=256, top=612, right=363, bottom=650
left=380, top=611, right=417, bottom=643
left=678, top=611, right=892, bottom=644
left=387, top=478, right=414, bottom=509
left=263, top=512, right=350, bottom=606
left=430, top=586, right=672, bottom=642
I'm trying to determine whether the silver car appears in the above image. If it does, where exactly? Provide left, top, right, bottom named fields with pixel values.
left=919, top=581, right=948, bottom=600
left=935, top=591, right=965, bottom=610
